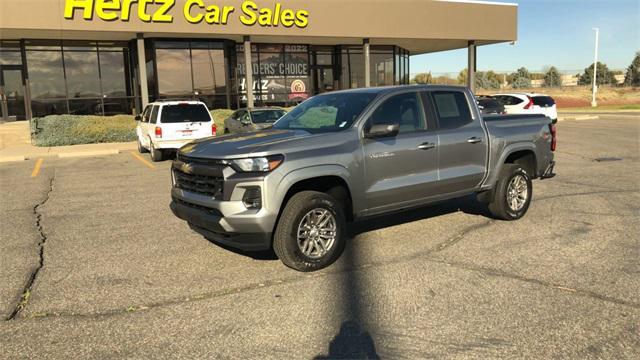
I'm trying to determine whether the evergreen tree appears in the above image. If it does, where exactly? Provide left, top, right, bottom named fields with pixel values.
left=578, top=62, right=615, bottom=86
left=624, top=52, right=640, bottom=86
left=544, top=67, right=562, bottom=87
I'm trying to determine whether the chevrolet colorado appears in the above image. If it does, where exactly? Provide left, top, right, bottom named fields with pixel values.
left=170, top=85, right=556, bottom=271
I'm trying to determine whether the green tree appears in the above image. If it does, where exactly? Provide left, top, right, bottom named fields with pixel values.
left=457, top=69, right=467, bottom=85
left=412, top=72, right=433, bottom=84
left=544, top=66, right=562, bottom=87
left=578, top=62, right=616, bottom=86
left=475, top=71, right=501, bottom=90
left=507, top=67, right=531, bottom=84
left=511, top=76, right=531, bottom=89
left=624, top=52, right=640, bottom=86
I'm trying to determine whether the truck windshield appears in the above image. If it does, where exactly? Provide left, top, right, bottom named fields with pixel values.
left=161, top=104, right=211, bottom=123
left=273, top=92, right=378, bottom=133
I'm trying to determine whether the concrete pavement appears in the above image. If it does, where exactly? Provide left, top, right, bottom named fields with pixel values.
left=0, top=116, right=638, bottom=358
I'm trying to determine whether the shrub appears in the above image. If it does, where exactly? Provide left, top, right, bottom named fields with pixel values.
left=210, top=109, right=235, bottom=134
left=32, top=115, right=137, bottom=147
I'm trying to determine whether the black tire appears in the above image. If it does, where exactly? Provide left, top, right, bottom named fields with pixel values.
left=273, top=191, right=347, bottom=272
left=137, top=137, right=148, bottom=153
left=488, top=164, right=532, bottom=221
left=149, top=139, right=163, bottom=162
left=224, top=128, right=230, bottom=135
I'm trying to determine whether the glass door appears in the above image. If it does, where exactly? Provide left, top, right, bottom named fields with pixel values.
left=0, top=66, right=27, bottom=121
left=312, top=66, right=334, bottom=95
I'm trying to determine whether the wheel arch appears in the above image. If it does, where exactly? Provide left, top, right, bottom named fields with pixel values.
left=273, top=166, right=355, bottom=226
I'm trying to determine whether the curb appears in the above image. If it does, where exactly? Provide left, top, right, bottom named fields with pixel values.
left=0, top=148, right=133, bottom=163
left=57, top=150, right=121, bottom=158
left=0, top=155, right=26, bottom=163
left=558, top=115, right=599, bottom=122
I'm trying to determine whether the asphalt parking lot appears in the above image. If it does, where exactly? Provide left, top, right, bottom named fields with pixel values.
left=1, top=115, right=638, bottom=359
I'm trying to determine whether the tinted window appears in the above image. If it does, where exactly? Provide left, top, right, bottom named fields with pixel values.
left=142, top=106, right=151, bottom=122
left=478, top=98, right=501, bottom=108
left=494, top=95, right=523, bottom=106
left=150, top=106, right=159, bottom=124
left=532, top=96, right=555, bottom=107
left=160, top=104, right=211, bottom=123
left=251, top=110, right=286, bottom=124
left=369, top=92, right=425, bottom=133
left=432, top=91, right=473, bottom=130
left=273, top=92, right=377, bottom=133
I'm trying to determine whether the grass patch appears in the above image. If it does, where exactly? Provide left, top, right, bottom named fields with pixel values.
left=558, top=104, right=640, bottom=112
left=210, top=109, right=235, bottom=134
left=32, top=115, right=137, bottom=147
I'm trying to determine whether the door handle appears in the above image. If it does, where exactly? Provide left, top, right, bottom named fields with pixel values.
left=467, top=137, right=483, bottom=144
left=418, top=142, right=436, bottom=150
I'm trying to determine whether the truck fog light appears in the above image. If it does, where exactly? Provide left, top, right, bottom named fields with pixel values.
left=242, top=187, right=262, bottom=210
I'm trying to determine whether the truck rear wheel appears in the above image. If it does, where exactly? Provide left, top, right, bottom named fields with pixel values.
left=273, top=191, right=346, bottom=272
left=488, top=164, right=532, bottom=221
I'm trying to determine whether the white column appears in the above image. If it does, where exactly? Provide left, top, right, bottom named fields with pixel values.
left=364, top=38, right=371, bottom=88
left=244, top=36, right=255, bottom=108
left=467, top=41, right=476, bottom=92
left=136, top=35, right=149, bottom=109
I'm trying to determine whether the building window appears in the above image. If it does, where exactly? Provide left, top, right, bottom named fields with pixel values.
left=236, top=43, right=310, bottom=107
left=340, top=45, right=408, bottom=89
left=153, top=40, right=228, bottom=110
left=25, top=40, right=134, bottom=118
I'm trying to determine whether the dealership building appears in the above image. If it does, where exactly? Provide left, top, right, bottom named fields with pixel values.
left=0, top=0, right=517, bottom=121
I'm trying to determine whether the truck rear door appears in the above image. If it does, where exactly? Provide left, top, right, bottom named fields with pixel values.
left=428, top=90, right=488, bottom=193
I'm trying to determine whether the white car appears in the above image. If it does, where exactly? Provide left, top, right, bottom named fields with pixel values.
left=136, top=100, right=216, bottom=162
left=491, top=93, right=558, bottom=122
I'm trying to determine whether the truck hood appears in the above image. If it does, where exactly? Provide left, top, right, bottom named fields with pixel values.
left=179, top=129, right=319, bottom=159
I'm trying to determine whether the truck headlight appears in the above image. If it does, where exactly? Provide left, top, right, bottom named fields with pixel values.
left=231, top=155, right=283, bottom=172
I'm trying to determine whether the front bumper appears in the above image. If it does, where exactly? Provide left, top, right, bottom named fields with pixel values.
left=169, top=157, right=278, bottom=252
left=170, top=200, right=272, bottom=251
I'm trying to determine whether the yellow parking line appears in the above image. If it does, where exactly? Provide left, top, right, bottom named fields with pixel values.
left=130, top=152, right=156, bottom=170
left=30, top=158, right=43, bottom=178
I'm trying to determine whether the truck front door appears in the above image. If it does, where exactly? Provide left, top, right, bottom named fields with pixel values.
left=427, top=90, right=488, bottom=193
left=362, top=91, right=439, bottom=213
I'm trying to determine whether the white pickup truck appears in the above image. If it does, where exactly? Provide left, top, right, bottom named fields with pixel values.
left=136, top=100, right=217, bottom=161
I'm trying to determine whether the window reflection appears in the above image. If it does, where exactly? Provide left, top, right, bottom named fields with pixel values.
left=64, top=51, right=101, bottom=98
left=156, top=49, right=192, bottom=97
left=100, top=51, right=128, bottom=97
left=192, top=49, right=226, bottom=96
left=25, top=41, right=134, bottom=117
left=26, top=50, right=66, bottom=99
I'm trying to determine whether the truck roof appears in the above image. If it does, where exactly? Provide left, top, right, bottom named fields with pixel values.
left=326, top=84, right=470, bottom=96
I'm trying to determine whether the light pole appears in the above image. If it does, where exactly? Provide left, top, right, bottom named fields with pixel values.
left=591, top=27, right=599, bottom=107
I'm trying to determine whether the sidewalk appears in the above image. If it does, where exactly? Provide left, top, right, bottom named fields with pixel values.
left=0, top=121, right=136, bottom=163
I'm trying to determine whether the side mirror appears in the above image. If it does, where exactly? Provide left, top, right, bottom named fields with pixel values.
left=135, top=115, right=142, bottom=121
left=365, top=123, right=400, bottom=139
left=241, top=118, right=251, bottom=126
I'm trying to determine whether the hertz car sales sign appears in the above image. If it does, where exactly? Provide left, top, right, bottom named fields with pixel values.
left=63, top=0, right=309, bottom=28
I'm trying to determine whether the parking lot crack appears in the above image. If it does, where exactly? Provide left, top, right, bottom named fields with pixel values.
left=5, top=175, right=55, bottom=321
left=427, top=259, right=640, bottom=310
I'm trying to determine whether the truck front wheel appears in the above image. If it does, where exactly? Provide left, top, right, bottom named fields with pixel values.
left=488, top=164, right=532, bottom=221
left=273, top=191, right=347, bottom=272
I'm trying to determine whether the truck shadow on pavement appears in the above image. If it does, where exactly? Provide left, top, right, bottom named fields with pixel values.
left=203, top=195, right=491, bottom=261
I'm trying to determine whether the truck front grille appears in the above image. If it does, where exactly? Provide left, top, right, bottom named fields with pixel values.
left=174, top=168, right=223, bottom=198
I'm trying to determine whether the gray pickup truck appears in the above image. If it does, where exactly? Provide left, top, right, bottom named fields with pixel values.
left=170, top=85, right=556, bottom=271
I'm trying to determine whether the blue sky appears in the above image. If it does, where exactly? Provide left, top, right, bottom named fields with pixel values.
left=410, top=0, right=640, bottom=75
